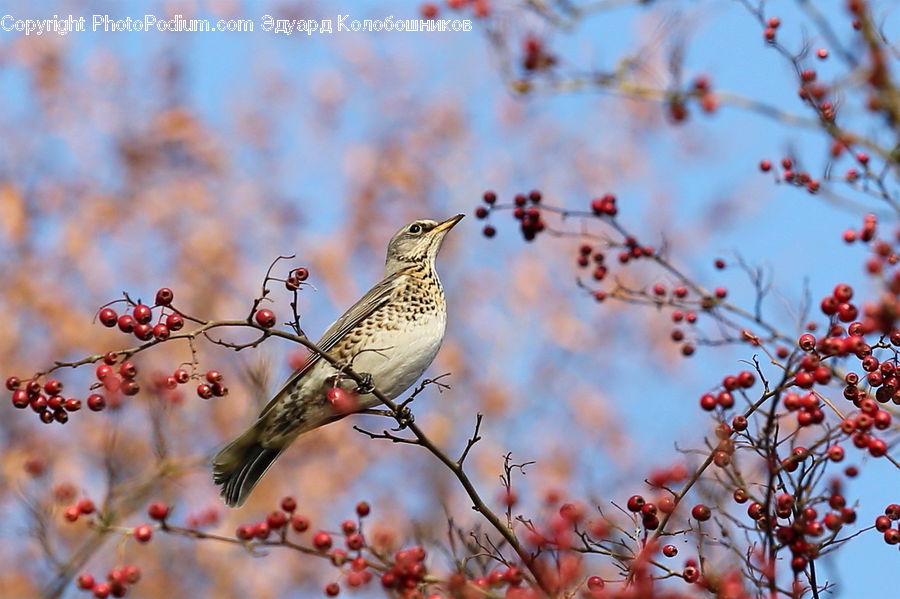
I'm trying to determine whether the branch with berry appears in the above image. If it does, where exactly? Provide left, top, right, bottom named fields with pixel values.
left=473, top=186, right=899, bottom=598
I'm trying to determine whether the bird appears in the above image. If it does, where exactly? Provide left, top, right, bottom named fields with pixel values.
left=213, top=214, right=464, bottom=507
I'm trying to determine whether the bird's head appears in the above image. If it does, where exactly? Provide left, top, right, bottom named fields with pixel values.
left=384, top=214, right=464, bottom=275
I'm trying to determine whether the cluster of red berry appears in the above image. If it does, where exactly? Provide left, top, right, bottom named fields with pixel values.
left=475, top=190, right=547, bottom=241
left=284, top=267, right=310, bottom=291
left=780, top=392, right=826, bottom=428
left=874, top=503, right=900, bottom=547
left=759, top=157, right=821, bottom=194
left=747, top=485, right=857, bottom=573
left=698, top=370, right=756, bottom=412
left=232, top=498, right=380, bottom=597
left=96, top=288, right=182, bottom=341
left=625, top=494, right=663, bottom=531
left=196, top=369, right=228, bottom=400
left=67, top=501, right=170, bottom=597
left=76, top=565, right=141, bottom=599
left=667, top=76, right=719, bottom=123
left=7, top=376, right=79, bottom=424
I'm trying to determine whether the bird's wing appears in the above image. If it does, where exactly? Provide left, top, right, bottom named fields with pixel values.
left=258, top=269, right=404, bottom=418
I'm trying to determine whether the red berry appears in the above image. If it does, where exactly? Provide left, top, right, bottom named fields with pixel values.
left=63, top=505, right=80, bottom=522
left=206, top=370, right=223, bottom=384
left=148, top=502, right=169, bottom=520
left=326, top=387, right=358, bottom=414
left=196, top=384, right=213, bottom=399
left=868, top=438, right=888, bottom=457
left=837, top=302, right=858, bottom=322
left=118, top=361, right=137, bottom=379
left=155, top=287, right=174, bottom=306
left=93, top=583, right=111, bottom=599
left=133, top=323, right=153, bottom=341
left=475, top=206, right=489, bottom=219
left=325, top=582, right=340, bottom=597
left=699, top=393, right=717, bottom=411
left=281, top=496, right=297, bottom=512
left=346, top=532, right=365, bottom=550
left=717, top=391, right=734, bottom=409
left=133, top=304, right=152, bottom=324
left=11, top=389, right=29, bottom=409
left=78, top=498, right=96, bottom=515
left=824, top=512, right=842, bottom=531
left=482, top=225, right=496, bottom=238
left=662, top=544, right=678, bottom=557
left=291, top=514, right=310, bottom=532
left=313, top=531, right=333, bottom=551
left=798, top=333, right=816, bottom=351
left=117, top=314, right=136, bottom=333
left=759, top=159, right=772, bottom=172
left=123, top=565, right=141, bottom=584
left=87, top=394, right=106, bottom=411
left=165, top=313, right=184, bottom=332
left=833, top=283, right=853, bottom=301
left=173, top=369, right=190, bottom=384
left=267, top=510, right=287, bottom=529
left=152, top=323, right=170, bottom=340
left=98, top=308, right=118, bottom=327
left=626, top=495, right=645, bottom=512
left=683, top=565, right=699, bottom=583
left=31, top=395, right=47, bottom=413
left=254, top=521, right=270, bottom=539
left=356, top=501, right=370, bottom=517
left=133, top=524, right=153, bottom=543
left=482, top=190, right=497, bottom=204
left=77, top=573, right=95, bottom=590
left=255, top=309, right=276, bottom=328
left=827, top=445, right=845, bottom=461
left=236, top=524, right=254, bottom=540
left=691, top=504, right=711, bottom=521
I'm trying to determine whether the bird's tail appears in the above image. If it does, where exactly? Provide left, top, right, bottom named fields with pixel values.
left=213, top=421, right=284, bottom=508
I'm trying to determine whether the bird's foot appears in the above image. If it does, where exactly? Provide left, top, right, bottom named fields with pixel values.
left=355, top=372, right=375, bottom=395
left=392, top=406, right=415, bottom=431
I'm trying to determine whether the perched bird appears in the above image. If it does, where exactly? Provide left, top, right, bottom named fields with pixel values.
left=214, top=214, right=464, bottom=507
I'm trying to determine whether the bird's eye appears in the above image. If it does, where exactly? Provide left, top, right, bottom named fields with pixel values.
left=408, top=224, right=422, bottom=234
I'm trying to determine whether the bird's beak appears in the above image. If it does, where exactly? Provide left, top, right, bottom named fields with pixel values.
left=432, top=214, right=465, bottom=234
